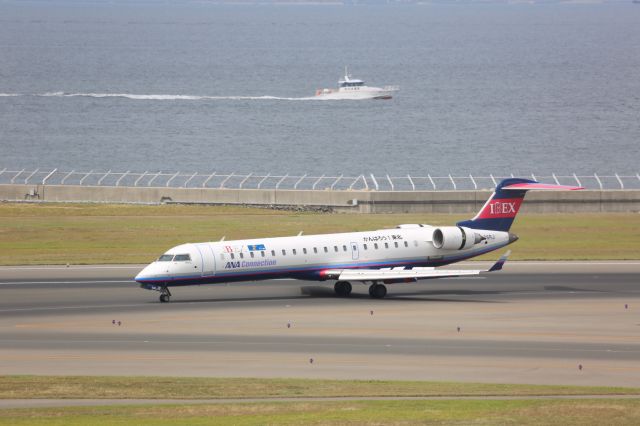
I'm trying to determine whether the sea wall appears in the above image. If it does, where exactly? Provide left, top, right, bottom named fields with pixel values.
left=2, top=184, right=639, bottom=213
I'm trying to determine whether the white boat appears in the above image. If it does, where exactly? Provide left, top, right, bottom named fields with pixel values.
left=314, top=68, right=398, bottom=100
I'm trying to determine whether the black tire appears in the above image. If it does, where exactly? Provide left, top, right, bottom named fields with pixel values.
left=370, top=284, right=387, bottom=299
left=160, top=294, right=169, bottom=303
left=334, top=281, right=352, bottom=297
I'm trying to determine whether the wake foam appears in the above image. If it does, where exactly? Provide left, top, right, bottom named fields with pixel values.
left=36, top=92, right=319, bottom=101
left=0, top=93, right=21, bottom=97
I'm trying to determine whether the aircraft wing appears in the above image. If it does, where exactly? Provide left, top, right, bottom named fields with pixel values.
left=324, top=251, right=510, bottom=283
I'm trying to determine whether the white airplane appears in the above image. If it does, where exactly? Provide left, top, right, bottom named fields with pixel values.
left=135, top=178, right=582, bottom=302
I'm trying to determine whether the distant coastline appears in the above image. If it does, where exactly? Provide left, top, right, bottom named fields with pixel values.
left=7, top=0, right=632, bottom=4
left=173, top=0, right=631, bottom=3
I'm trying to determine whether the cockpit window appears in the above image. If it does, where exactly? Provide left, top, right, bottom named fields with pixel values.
left=157, top=254, right=174, bottom=262
left=173, top=254, right=191, bottom=261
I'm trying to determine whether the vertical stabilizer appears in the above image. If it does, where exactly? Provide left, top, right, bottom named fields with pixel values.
left=457, top=178, right=583, bottom=232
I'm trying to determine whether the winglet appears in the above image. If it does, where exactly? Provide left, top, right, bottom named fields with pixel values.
left=488, top=250, right=511, bottom=272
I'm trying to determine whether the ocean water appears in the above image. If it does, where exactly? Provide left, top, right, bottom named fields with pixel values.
left=0, top=2, right=639, bottom=176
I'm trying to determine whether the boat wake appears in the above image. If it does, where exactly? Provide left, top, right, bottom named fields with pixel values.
left=0, top=91, right=380, bottom=101
left=35, top=92, right=329, bottom=101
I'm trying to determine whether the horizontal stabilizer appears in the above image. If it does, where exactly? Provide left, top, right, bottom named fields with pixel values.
left=502, top=183, right=584, bottom=191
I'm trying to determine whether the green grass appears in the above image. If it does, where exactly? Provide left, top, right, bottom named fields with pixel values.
left=1, top=376, right=640, bottom=425
left=1, top=376, right=638, bottom=399
left=1, top=203, right=639, bottom=264
left=1, top=399, right=640, bottom=425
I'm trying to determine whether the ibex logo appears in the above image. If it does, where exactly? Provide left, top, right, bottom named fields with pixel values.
left=478, top=198, right=523, bottom=219
left=489, top=201, right=517, bottom=215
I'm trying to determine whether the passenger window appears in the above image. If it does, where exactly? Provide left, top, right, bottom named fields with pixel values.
left=324, top=247, right=328, bottom=253
left=404, top=241, right=408, bottom=248
left=261, top=251, right=265, bottom=258
left=250, top=252, right=255, bottom=258
left=271, top=250, right=276, bottom=257
left=374, top=243, right=379, bottom=249
left=342, top=245, right=347, bottom=251
left=231, top=253, right=235, bottom=260
left=363, top=244, right=368, bottom=250
left=173, top=254, right=191, bottom=261
left=303, top=248, right=307, bottom=254
left=293, top=249, right=297, bottom=255
left=384, top=243, right=389, bottom=249
left=334, top=246, right=338, bottom=252
left=282, top=249, right=286, bottom=256
left=313, top=247, right=318, bottom=254
left=239, top=252, right=244, bottom=259
left=394, top=242, right=399, bottom=248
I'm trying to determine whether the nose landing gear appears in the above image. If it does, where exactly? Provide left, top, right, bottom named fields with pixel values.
left=159, top=286, right=172, bottom=303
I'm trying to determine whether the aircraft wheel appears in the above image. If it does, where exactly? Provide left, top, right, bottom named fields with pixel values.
left=334, top=281, right=352, bottom=296
left=159, top=294, right=170, bottom=303
left=369, top=284, right=387, bottom=299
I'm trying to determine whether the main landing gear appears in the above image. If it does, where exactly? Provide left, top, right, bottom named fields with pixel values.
left=159, top=286, right=172, bottom=303
left=368, top=283, right=387, bottom=299
left=333, top=281, right=387, bottom=298
left=334, top=281, right=352, bottom=297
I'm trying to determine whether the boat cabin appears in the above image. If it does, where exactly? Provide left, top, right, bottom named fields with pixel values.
left=338, top=79, right=364, bottom=89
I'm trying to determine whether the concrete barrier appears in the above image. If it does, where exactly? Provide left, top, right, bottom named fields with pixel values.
left=1, top=184, right=639, bottom=213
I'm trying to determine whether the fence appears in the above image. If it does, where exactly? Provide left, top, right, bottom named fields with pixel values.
left=1, top=168, right=639, bottom=191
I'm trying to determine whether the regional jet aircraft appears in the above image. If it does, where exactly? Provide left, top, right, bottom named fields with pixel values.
left=135, top=178, right=582, bottom=302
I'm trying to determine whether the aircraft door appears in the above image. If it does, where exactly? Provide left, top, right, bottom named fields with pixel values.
left=350, top=242, right=359, bottom=260
left=195, top=243, right=216, bottom=277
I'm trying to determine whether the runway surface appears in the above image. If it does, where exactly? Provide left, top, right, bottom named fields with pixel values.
left=1, top=262, right=639, bottom=387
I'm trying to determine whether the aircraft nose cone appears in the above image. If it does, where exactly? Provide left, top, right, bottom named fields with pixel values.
left=135, top=265, right=152, bottom=282
left=508, top=233, right=519, bottom=244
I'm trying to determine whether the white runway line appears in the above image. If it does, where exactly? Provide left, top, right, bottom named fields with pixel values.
left=1, top=262, right=639, bottom=271
left=0, top=280, right=133, bottom=285
left=0, top=303, right=150, bottom=313
left=0, top=266, right=143, bottom=270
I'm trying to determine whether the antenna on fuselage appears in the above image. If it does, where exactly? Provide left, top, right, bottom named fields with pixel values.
left=297, top=231, right=303, bottom=236
left=220, top=236, right=226, bottom=241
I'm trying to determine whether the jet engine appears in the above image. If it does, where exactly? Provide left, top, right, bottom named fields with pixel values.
left=432, top=226, right=482, bottom=250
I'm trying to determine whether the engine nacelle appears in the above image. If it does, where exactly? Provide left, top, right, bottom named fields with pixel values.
left=432, top=226, right=479, bottom=250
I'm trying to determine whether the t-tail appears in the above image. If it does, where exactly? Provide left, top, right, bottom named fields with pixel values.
left=457, top=178, right=583, bottom=232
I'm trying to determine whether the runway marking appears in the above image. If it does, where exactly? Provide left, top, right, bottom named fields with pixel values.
left=0, top=297, right=274, bottom=313
left=0, top=266, right=142, bottom=270
left=0, top=262, right=639, bottom=272
left=3, top=337, right=639, bottom=356
left=0, top=303, right=150, bottom=313
left=460, top=262, right=640, bottom=266
left=0, top=280, right=133, bottom=285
